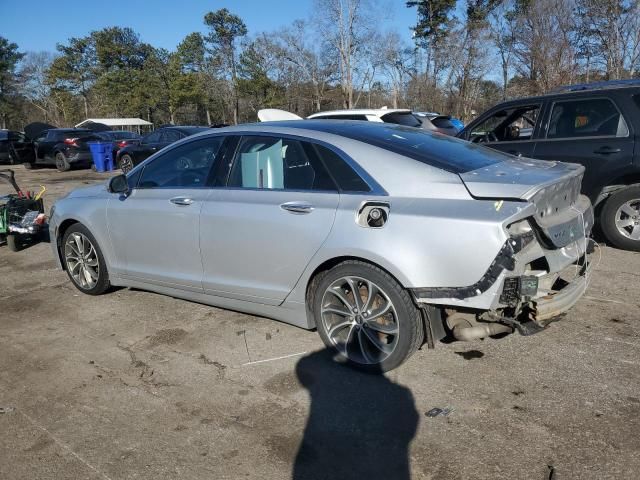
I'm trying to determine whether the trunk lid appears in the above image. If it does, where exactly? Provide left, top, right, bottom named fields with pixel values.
left=459, top=157, right=584, bottom=203
left=460, top=157, right=591, bottom=247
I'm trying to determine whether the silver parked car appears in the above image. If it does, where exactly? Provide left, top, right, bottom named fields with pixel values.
left=49, top=121, right=594, bottom=372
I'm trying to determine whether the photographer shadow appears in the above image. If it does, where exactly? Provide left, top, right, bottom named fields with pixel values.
left=293, top=349, right=419, bottom=480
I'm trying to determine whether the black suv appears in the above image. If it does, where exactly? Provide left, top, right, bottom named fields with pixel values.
left=459, top=80, right=640, bottom=251
left=27, top=128, right=101, bottom=171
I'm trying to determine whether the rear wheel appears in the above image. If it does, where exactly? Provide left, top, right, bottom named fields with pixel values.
left=313, top=260, right=423, bottom=372
left=62, top=223, right=110, bottom=295
left=601, top=186, right=640, bottom=251
left=55, top=152, right=71, bottom=172
left=119, top=154, right=134, bottom=173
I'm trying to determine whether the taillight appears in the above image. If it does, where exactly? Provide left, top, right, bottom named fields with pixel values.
left=117, top=140, right=128, bottom=148
left=64, top=137, right=79, bottom=147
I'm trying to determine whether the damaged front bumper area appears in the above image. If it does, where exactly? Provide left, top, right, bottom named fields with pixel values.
left=412, top=195, right=594, bottom=341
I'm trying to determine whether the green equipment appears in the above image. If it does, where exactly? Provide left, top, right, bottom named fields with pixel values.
left=0, top=169, right=46, bottom=252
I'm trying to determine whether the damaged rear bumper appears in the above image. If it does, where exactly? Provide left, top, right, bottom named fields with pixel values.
left=412, top=197, right=594, bottom=338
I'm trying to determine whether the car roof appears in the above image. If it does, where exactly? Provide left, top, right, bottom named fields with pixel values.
left=494, top=82, right=640, bottom=108
left=308, top=108, right=412, bottom=118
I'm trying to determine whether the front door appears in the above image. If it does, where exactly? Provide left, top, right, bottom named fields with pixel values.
left=531, top=97, right=635, bottom=201
left=107, top=136, right=225, bottom=291
left=199, top=134, right=340, bottom=304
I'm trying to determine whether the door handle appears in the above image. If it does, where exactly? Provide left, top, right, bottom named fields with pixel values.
left=170, top=197, right=194, bottom=206
left=280, top=201, right=314, bottom=214
left=594, top=147, right=621, bottom=154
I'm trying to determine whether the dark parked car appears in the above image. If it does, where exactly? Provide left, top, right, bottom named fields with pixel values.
left=116, top=126, right=209, bottom=173
left=458, top=79, right=640, bottom=251
left=96, top=130, right=141, bottom=158
left=0, top=130, right=34, bottom=165
left=27, top=128, right=101, bottom=172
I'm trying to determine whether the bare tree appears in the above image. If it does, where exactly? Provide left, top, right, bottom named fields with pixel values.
left=313, top=0, right=377, bottom=108
left=277, top=20, right=336, bottom=112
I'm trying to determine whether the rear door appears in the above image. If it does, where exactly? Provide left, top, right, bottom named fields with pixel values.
left=107, top=136, right=225, bottom=290
left=531, top=96, right=634, bottom=201
left=199, top=134, right=340, bottom=304
left=462, top=103, right=544, bottom=158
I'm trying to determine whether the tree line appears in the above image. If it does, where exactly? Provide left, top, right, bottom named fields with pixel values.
left=1, top=0, right=640, bottom=131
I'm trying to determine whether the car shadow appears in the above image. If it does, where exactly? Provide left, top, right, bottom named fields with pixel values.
left=293, top=348, right=419, bottom=480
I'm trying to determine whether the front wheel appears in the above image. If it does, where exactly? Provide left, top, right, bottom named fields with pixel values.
left=600, top=186, right=640, bottom=251
left=313, top=260, right=424, bottom=372
left=62, top=223, right=110, bottom=295
left=55, top=152, right=71, bottom=172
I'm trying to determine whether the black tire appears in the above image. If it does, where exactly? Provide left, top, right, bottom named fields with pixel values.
left=61, top=223, right=110, bottom=295
left=600, top=185, right=640, bottom=252
left=55, top=152, right=71, bottom=172
left=118, top=154, right=134, bottom=173
left=6, top=234, right=20, bottom=252
left=312, top=260, right=424, bottom=373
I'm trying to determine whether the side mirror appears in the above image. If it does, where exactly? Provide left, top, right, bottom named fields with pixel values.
left=108, top=174, right=129, bottom=195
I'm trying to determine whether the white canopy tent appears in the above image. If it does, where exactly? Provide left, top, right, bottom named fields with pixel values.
left=75, top=118, right=153, bottom=133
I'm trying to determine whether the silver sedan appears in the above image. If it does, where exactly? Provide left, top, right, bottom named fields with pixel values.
left=49, top=120, right=593, bottom=372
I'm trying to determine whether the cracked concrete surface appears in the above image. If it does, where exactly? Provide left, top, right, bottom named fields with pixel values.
left=1, top=166, right=639, bottom=479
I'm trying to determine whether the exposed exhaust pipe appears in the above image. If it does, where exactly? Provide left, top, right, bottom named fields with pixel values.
left=447, top=313, right=513, bottom=341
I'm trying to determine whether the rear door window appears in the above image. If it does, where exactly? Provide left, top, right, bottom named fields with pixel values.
left=162, top=130, right=182, bottom=143
left=143, top=131, right=162, bottom=144
left=313, top=144, right=370, bottom=192
left=227, top=136, right=336, bottom=191
left=546, top=98, right=628, bottom=138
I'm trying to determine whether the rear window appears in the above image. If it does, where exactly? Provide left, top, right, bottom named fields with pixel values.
left=381, top=112, right=422, bottom=128
left=299, top=121, right=508, bottom=174
left=430, top=117, right=455, bottom=129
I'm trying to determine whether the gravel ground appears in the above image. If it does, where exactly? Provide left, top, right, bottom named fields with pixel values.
left=1, top=165, right=639, bottom=480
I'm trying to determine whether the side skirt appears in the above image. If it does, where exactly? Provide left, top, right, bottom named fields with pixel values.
left=110, top=276, right=313, bottom=330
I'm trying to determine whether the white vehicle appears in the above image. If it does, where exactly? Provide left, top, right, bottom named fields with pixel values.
left=307, top=108, right=440, bottom=130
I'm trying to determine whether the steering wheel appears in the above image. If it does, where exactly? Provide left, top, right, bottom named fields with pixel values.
left=472, top=131, right=499, bottom=143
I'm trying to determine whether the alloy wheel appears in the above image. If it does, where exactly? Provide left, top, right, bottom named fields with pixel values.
left=120, top=155, right=134, bottom=173
left=320, top=276, right=399, bottom=365
left=64, top=232, right=100, bottom=290
left=615, top=199, right=640, bottom=240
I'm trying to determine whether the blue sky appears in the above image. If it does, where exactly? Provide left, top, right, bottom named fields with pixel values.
left=0, top=0, right=418, bottom=53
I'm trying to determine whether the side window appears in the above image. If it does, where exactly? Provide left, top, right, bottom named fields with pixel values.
left=546, top=98, right=628, bottom=139
left=316, top=114, right=368, bottom=121
left=470, top=105, right=540, bottom=142
left=138, top=137, right=224, bottom=189
left=163, top=130, right=182, bottom=143
left=313, top=144, right=371, bottom=192
left=143, top=131, right=162, bottom=144
left=227, top=136, right=336, bottom=191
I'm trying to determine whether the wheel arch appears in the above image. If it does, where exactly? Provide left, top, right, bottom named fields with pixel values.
left=302, top=255, right=416, bottom=329
left=55, top=218, right=81, bottom=270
